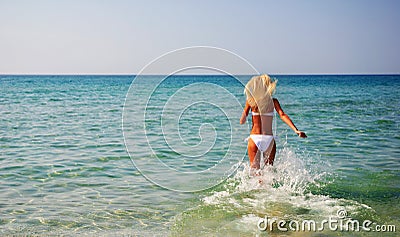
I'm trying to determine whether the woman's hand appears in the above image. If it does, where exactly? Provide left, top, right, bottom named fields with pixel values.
left=296, top=130, right=307, bottom=138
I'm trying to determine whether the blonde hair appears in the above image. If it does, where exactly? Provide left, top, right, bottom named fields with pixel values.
left=244, top=74, right=277, bottom=113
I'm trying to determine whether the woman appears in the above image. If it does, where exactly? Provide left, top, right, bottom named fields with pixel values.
left=240, top=74, right=307, bottom=169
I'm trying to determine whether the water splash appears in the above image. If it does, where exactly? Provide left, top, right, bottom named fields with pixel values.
left=204, top=143, right=330, bottom=204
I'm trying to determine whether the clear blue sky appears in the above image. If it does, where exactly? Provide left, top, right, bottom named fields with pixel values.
left=0, top=0, right=399, bottom=74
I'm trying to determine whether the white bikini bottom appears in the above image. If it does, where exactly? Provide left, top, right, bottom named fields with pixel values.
left=246, top=135, right=274, bottom=152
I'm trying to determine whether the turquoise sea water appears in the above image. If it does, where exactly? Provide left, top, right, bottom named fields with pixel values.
left=0, top=75, right=399, bottom=236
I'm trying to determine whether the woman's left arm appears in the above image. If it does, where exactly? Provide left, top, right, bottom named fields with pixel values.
left=240, top=100, right=251, bottom=124
left=273, top=98, right=307, bottom=138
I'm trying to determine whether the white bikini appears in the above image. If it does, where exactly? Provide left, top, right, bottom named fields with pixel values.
left=247, top=111, right=275, bottom=152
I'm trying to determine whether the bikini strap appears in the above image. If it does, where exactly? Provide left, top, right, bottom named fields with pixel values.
left=251, top=111, right=274, bottom=116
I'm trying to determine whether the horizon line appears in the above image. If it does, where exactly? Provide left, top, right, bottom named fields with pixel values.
left=1, top=72, right=399, bottom=76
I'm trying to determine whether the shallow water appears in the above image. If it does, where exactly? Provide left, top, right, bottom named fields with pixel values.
left=0, top=75, right=399, bottom=236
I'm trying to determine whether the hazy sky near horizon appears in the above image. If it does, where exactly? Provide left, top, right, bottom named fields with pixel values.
left=0, top=0, right=399, bottom=74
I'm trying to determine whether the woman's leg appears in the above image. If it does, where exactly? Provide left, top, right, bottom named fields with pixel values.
left=263, top=139, right=276, bottom=166
left=248, top=139, right=260, bottom=169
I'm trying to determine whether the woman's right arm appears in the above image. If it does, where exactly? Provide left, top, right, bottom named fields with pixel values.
left=273, top=98, right=307, bottom=138
left=240, top=100, right=251, bottom=124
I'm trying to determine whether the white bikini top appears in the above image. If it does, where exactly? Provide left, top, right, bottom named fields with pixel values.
left=251, top=111, right=274, bottom=116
